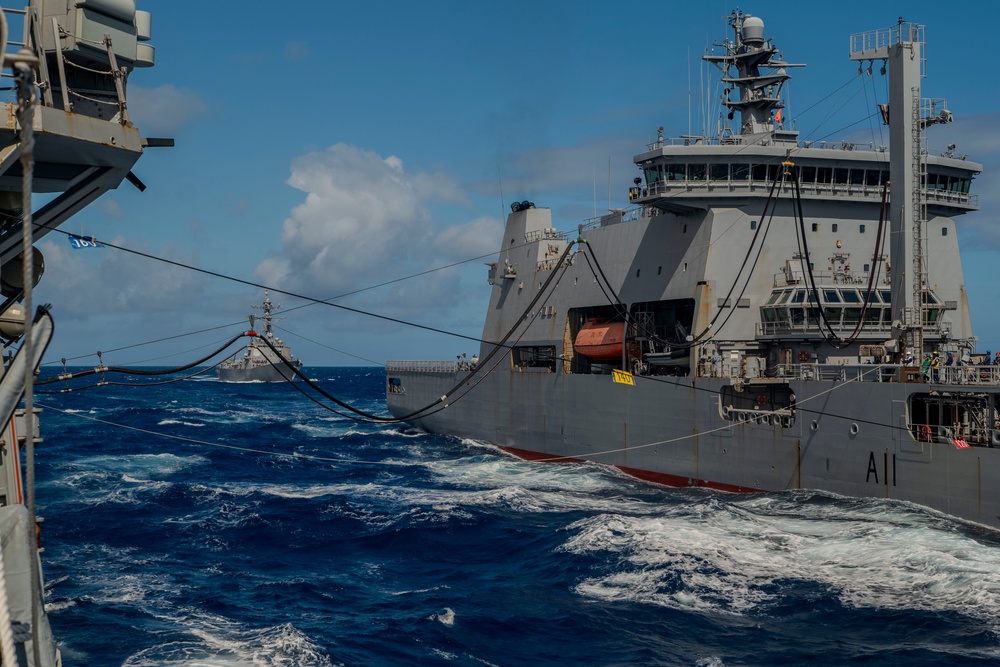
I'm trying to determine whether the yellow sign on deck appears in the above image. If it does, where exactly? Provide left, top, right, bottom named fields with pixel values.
left=612, top=369, right=634, bottom=386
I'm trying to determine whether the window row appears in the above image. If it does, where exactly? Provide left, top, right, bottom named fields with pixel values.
left=642, top=163, right=972, bottom=194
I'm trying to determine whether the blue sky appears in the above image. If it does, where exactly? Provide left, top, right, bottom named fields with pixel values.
left=31, top=1, right=1000, bottom=368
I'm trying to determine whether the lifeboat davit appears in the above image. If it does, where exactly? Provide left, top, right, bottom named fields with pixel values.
left=575, top=319, right=627, bottom=361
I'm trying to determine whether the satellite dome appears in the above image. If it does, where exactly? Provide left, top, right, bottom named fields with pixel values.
left=742, top=16, right=765, bottom=45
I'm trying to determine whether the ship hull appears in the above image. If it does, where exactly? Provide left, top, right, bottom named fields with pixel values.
left=386, top=368, right=1000, bottom=530
left=217, top=360, right=302, bottom=383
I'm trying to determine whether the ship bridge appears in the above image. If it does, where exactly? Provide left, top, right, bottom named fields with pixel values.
left=630, top=142, right=980, bottom=216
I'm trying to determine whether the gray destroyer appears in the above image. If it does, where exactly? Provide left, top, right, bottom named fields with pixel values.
left=218, top=291, right=303, bottom=382
left=386, top=13, right=1000, bottom=530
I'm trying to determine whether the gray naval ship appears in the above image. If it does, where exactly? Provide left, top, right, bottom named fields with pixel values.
left=218, top=291, right=303, bottom=382
left=0, top=0, right=163, bottom=663
left=386, top=12, right=1000, bottom=530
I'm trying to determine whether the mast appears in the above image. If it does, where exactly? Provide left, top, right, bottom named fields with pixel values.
left=850, top=20, right=950, bottom=357
left=703, top=10, right=803, bottom=141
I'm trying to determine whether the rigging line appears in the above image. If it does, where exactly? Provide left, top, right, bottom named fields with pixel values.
left=576, top=246, right=676, bottom=348
left=801, top=74, right=870, bottom=142
left=275, top=246, right=516, bottom=318
left=789, top=73, right=864, bottom=121
left=36, top=356, right=233, bottom=393
left=272, top=324, right=383, bottom=366
left=273, top=364, right=382, bottom=422
left=793, top=173, right=890, bottom=347
left=698, top=168, right=787, bottom=343
left=809, top=112, right=882, bottom=146
left=793, top=170, right=851, bottom=345
left=708, top=176, right=784, bottom=340
left=35, top=332, right=247, bottom=384
left=628, top=363, right=906, bottom=433
left=38, top=225, right=488, bottom=347
left=677, top=170, right=783, bottom=348
left=36, top=402, right=420, bottom=466
left=256, top=242, right=582, bottom=424
left=82, top=332, right=244, bottom=369
left=525, top=366, right=907, bottom=464
left=39, top=320, right=245, bottom=366
left=392, top=259, right=577, bottom=424
left=391, top=241, right=580, bottom=422
left=861, top=67, right=887, bottom=161
left=576, top=252, right=627, bottom=318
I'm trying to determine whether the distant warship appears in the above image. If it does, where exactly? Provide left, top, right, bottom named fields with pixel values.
left=218, top=292, right=303, bottom=382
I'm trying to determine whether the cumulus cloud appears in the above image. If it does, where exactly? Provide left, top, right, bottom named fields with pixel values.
left=253, top=144, right=501, bottom=305
left=127, top=84, right=209, bottom=135
left=35, top=236, right=206, bottom=320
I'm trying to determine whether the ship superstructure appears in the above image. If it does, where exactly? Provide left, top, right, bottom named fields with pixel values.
left=385, top=12, right=1000, bottom=530
left=218, top=291, right=303, bottom=382
left=0, top=1, right=162, bottom=663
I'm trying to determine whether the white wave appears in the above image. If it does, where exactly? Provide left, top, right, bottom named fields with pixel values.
left=44, top=599, right=76, bottom=613
left=561, top=493, right=1000, bottom=633
left=58, top=453, right=207, bottom=485
left=122, top=619, right=332, bottom=667
left=428, top=607, right=455, bottom=626
left=157, top=419, right=206, bottom=428
left=257, top=483, right=351, bottom=499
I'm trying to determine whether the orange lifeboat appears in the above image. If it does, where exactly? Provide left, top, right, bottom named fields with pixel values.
left=575, top=319, right=627, bottom=361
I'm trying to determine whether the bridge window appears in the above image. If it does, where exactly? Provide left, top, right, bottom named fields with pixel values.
left=710, top=164, right=729, bottom=180
left=665, top=164, right=686, bottom=181
left=689, top=164, right=706, bottom=180
left=865, top=170, right=886, bottom=186
left=732, top=164, right=749, bottom=180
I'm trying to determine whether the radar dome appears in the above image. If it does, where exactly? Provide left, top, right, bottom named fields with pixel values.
left=0, top=247, right=43, bottom=297
left=742, top=16, right=765, bottom=45
left=0, top=303, right=24, bottom=340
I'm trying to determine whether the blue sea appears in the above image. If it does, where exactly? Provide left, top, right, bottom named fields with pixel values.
left=29, top=367, right=1000, bottom=665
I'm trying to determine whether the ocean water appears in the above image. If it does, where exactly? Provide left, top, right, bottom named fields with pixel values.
left=29, top=367, right=1000, bottom=665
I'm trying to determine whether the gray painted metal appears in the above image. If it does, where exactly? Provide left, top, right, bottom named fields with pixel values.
left=386, top=12, right=1000, bottom=530
left=0, top=3, right=161, bottom=663
left=217, top=292, right=303, bottom=383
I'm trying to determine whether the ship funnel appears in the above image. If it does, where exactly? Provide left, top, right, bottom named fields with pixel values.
left=742, top=16, right=765, bottom=45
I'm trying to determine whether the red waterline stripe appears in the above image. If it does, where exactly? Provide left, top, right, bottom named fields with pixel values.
left=498, top=445, right=763, bottom=494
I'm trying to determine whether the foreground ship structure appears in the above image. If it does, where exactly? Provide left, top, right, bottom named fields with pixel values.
left=0, top=0, right=162, bottom=663
left=218, top=291, right=303, bottom=382
left=386, top=13, right=1000, bottom=530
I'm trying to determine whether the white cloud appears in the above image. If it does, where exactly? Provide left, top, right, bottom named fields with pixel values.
left=35, top=236, right=206, bottom=320
left=98, top=198, right=126, bottom=219
left=253, top=144, right=500, bottom=306
left=127, top=84, right=209, bottom=136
